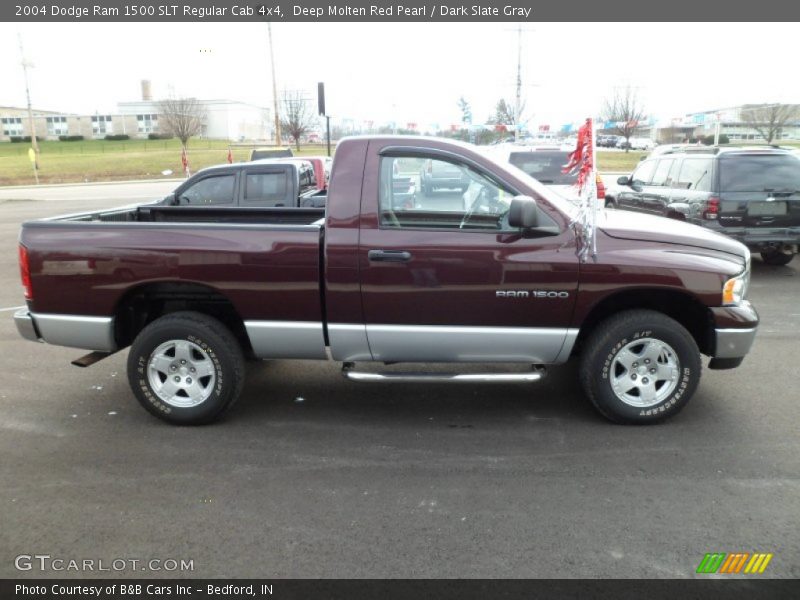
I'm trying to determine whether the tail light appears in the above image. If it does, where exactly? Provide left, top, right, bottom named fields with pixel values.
left=596, top=174, right=606, bottom=200
left=19, top=244, right=32, bottom=300
left=703, top=197, right=720, bottom=220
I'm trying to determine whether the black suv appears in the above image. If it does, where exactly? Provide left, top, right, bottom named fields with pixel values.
left=611, top=147, right=800, bottom=265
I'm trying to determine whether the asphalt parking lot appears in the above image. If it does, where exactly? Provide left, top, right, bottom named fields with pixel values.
left=0, top=185, right=798, bottom=579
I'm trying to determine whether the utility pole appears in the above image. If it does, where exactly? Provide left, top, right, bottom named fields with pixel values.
left=267, top=22, right=282, bottom=146
left=18, top=32, right=40, bottom=172
left=514, top=25, right=522, bottom=142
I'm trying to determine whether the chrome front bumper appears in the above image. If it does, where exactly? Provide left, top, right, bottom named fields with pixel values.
left=14, top=309, right=41, bottom=343
left=714, top=327, right=757, bottom=359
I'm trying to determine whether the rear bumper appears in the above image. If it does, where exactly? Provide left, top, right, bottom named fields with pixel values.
left=705, top=225, right=800, bottom=247
left=13, top=309, right=117, bottom=352
left=14, top=309, right=41, bottom=343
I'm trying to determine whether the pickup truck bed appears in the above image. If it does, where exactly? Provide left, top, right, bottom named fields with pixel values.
left=15, top=135, right=759, bottom=426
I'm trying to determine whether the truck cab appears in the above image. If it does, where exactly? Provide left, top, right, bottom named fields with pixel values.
left=165, top=160, right=325, bottom=208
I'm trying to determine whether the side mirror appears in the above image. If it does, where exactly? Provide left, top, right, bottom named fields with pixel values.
left=508, top=195, right=538, bottom=229
left=617, top=176, right=630, bottom=186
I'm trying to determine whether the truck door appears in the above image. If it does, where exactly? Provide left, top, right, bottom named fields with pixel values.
left=357, top=145, right=580, bottom=364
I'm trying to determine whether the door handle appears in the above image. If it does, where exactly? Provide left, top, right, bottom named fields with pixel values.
left=368, top=249, right=412, bottom=262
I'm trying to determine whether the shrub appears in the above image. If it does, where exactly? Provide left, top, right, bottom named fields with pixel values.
left=147, top=133, right=173, bottom=140
left=104, top=134, right=130, bottom=141
left=9, top=136, right=42, bottom=143
left=58, top=135, right=84, bottom=141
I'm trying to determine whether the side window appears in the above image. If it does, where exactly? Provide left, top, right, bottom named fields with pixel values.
left=675, top=158, right=713, bottom=192
left=297, top=163, right=316, bottom=192
left=650, top=159, right=675, bottom=186
left=380, top=156, right=515, bottom=231
left=243, top=172, right=290, bottom=206
left=179, top=174, right=235, bottom=205
left=631, top=160, right=657, bottom=186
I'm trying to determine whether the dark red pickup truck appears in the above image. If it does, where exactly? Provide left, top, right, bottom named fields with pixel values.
left=15, top=136, right=758, bottom=425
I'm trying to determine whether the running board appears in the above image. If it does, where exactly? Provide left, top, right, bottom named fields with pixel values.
left=342, top=365, right=546, bottom=384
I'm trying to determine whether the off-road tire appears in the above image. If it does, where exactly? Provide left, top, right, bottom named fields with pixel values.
left=579, top=309, right=701, bottom=424
left=760, top=251, right=794, bottom=266
left=127, top=311, right=245, bottom=425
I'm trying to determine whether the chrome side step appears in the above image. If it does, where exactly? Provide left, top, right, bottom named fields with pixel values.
left=342, top=364, right=546, bottom=384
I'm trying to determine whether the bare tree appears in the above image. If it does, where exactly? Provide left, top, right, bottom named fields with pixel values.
left=740, top=104, right=800, bottom=144
left=457, top=96, right=472, bottom=125
left=494, top=98, right=526, bottom=129
left=280, top=91, right=317, bottom=150
left=601, top=86, right=645, bottom=152
left=156, top=97, right=207, bottom=149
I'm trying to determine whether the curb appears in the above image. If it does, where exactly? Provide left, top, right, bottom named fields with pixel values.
left=0, top=178, right=183, bottom=191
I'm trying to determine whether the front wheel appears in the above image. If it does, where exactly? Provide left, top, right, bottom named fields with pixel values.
left=579, top=310, right=701, bottom=424
left=760, top=250, right=794, bottom=266
left=127, top=311, right=245, bottom=425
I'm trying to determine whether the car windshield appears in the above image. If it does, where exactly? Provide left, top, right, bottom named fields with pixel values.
left=719, top=154, right=800, bottom=192
left=508, top=151, right=576, bottom=185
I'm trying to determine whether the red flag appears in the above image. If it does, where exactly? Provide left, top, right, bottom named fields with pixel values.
left=227, top=148, right=233, bottom=164
left=181, top=147, right=189, bottom=176
left=562, top=118, right=594, bottom=193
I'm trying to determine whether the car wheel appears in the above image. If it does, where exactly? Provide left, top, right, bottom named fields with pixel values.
left=604, top=198, right=616, bottom=209
left=127, top=311, right=245, bottom=425
left=579, top=309, right=700, bottom=424
left=760, top=250, right=794, bottom=266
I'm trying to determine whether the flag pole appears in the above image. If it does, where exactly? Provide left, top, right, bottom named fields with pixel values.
left=590, top=116, right=598, bottom=258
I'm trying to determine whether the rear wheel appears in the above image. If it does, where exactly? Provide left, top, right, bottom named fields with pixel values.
left=579, top=310, right=701, bottom=424
left=127, top=311, right=245, bottom=425
left=760, top=250, right=794, bottom=266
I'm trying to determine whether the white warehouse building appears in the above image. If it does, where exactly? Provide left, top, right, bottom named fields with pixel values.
left=117, top=98, right=272, bottom=141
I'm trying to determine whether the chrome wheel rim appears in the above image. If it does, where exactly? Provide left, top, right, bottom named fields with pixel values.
left=147, top=340, right=216, bottom=408
left=609, top=337, right=680, bottom=408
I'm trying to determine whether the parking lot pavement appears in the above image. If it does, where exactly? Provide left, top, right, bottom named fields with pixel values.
left=1, top=192, right=798, bottom=578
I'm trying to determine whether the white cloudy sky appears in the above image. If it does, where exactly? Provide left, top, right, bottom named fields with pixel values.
left=0, top=21, right=797, bottom=130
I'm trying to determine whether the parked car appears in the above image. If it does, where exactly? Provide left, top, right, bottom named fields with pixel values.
left=15, top=136, right=758, bottom=426
left=163, top=159, right=325, bottom=208
left=486, top=144, right=606, bottom=205
left=617, top=137, right=657, bottom=151
left=419, top=158, right=471, bottom=194
left=597, top=135, right=621, bottom=148
left=611, top=146, right=800, bottom=265
left=249, top=147, right=294, bottom=160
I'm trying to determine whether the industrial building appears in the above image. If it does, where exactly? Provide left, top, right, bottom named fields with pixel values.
left=0, top=80, right=272, bottom=142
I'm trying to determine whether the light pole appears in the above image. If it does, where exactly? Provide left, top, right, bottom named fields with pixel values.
left=18, top=32, right=40, bottom=176
left=267, top=23, right=281, bottom=146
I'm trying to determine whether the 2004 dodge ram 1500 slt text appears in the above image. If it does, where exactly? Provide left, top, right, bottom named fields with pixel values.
left=14, top=136, right=759, bottom=425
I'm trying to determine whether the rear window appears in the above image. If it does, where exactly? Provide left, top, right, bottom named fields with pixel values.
left=509, top=151, right=574, bottom=184
left=719, top=154, right=800, bottom=192
left=250, top=148, right=293, bottom=160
